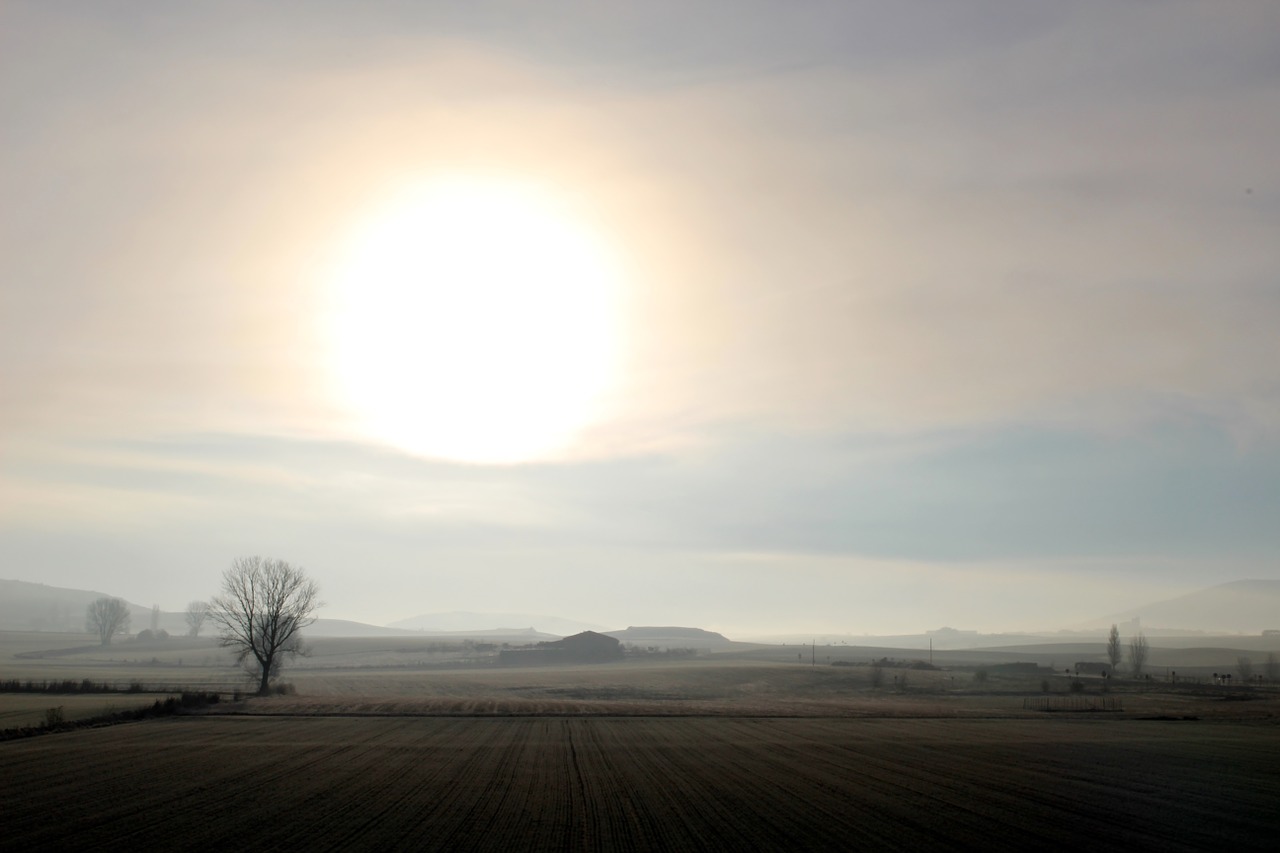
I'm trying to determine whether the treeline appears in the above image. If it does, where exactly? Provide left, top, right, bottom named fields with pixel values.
left=1, top=678, right=160, bottom=694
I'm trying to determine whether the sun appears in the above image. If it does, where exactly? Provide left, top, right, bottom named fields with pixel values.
left=325, top=176, right=625, bottom=463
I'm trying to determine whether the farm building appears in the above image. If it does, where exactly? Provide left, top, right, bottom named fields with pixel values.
left=499, top=630, right=623, bottom=666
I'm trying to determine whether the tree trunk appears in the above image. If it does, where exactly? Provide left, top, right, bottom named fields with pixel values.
left=258, top=658, right=272, bottom=695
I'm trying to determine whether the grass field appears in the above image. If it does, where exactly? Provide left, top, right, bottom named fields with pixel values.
left=0, top=692, right=182, bottom=729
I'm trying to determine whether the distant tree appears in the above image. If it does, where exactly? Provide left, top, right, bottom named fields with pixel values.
left=86, top=597, right=131, bottom=646
left=185, top=600, right=211, bottom=637
left=150, top=604, right=161, bottom=634
left=1237, top=656, right=1255, bottom=682
left=1128, top=632, right=1149, bottom=677
left=210, top=557, right=321, bottom=695
left=1106, top=624, right=1123, bottom=672
left=1266, top=653, right=1280, bottom=684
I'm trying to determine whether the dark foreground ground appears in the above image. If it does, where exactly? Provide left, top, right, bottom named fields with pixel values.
left=3, top=715, right=1278, bottom=851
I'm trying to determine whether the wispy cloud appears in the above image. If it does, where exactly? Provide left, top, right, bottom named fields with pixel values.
left=3, top=1, right=1279, bottom=632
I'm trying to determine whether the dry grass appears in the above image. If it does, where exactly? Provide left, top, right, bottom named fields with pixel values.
left=0, top=693, right=181, bottom=729
left=5, top=630, right=1279, bottom=722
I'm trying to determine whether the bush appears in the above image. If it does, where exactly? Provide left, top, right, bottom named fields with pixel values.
left=973, top=668, right=989, bottom=684
left=43, top=706, right=64, bottom=728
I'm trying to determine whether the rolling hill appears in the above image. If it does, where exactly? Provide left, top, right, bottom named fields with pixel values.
left=1091, top=579, right=1280, bottom=634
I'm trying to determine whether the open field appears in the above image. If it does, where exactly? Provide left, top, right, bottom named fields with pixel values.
left=4, top=715, right=1279, bottom=850
left=0, top=692, right=180, bottom=729
left=5, top=629, right=1280, bottom=721
left=5, top=630, right=1280, bottom=848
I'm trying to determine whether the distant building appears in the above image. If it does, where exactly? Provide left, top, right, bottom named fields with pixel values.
left=499, top=630, right=622, bottom=667
left=550, top=630, right=623, bottom=662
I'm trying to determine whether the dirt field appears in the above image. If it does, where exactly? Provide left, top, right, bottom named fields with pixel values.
left=3, top=715, right=1277, bottom=850
left=5, top=631, right=1280, bottom=848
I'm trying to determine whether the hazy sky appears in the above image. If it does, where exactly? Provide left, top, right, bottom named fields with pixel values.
left=4, top=1, right=1279, bottom=636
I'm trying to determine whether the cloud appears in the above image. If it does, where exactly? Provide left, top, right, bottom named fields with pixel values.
left=4, top=2, right=1280, bottom=632
left=6, top=3, right=1280, bottom=456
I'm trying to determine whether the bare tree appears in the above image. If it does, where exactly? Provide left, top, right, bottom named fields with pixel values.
left=1237, top=656, right=1255, bottom=682
left=210, top=557, right=321, bottom=695
left=1128, top=631, right=1149, bottom=677
left=1106, top=624, right=1123, bottom=674
left=150, top=604, right=161, bottom=634
left=86, top=597, right=131, bottom=646
left=185, top=600, right=211, bottom=637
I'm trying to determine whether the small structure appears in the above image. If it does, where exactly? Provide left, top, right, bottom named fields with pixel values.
left=499, top=630, right=622, bottom=667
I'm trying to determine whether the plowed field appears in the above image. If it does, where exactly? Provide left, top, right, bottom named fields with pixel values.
left=3, top=716, right=1278, bottom=850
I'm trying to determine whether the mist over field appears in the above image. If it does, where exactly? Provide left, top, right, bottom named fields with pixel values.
left=7, top=3, right=1280, bottom=848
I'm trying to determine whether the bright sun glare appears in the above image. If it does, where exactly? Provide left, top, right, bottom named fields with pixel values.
left=327, top=177, right=625, bottom=463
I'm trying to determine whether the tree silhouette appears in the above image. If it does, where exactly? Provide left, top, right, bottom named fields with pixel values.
left=210, top=557, right=321, bottom=695
left=86, top=598, right=131, bottom=646
left=1106, top=624, right=1123, bottom=672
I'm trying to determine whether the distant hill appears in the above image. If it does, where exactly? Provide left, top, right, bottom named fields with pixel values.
left=606, top=626, right=735, bottom=648
left=307, top=619, right=423, bottom=638
left=388, top=611, right=606, bottom=637
left=1089, top=579, right=1280, bottom=634
left=0, top=579, right=156, bottom=632
left=0, top=579, right=399, bottom=639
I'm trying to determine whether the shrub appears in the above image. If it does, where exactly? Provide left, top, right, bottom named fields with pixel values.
left=973, top=668, right=989, bottom=684
left=43, top=706, right=64, bottom=728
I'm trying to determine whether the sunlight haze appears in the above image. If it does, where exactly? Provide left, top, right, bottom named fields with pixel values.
left=3, top=1, right=1279, bottom=636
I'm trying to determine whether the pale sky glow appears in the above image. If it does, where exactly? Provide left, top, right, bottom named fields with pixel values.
left=3, top=2, right=1279, bottom=636
left=326, top=175, right=626, bottom=463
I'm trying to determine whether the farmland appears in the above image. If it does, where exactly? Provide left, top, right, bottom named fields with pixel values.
left=0, top=692, right=182, bottom=729
left=3, top=715, right=1279, bottom=850
left=4, top=630, right=1280, bottom=849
